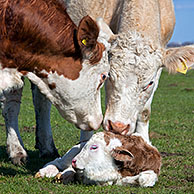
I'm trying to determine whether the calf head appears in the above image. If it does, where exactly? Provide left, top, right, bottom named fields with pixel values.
left=72, top=131, right=161, bottom=185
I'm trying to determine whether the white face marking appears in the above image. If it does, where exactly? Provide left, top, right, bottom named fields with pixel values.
left=74, top=132, right=121, bottom=184
left=107, top=138, right=122, bottom=151
left=104, top=31, right=163, bottom=135
left=47, top=49, right=109, bottom=131
left=26, top=34, right=110, bottom=131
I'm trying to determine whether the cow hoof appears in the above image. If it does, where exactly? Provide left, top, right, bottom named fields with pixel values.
left=54, top=173, right=63, bottom=184
left=35, top=172, right=41, bottom=178
left=11, top=152, right=28, bottom=165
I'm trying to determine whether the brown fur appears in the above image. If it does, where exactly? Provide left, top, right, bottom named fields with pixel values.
left=0, top=0, right=104, bottom=80
left=104, top=131, right=161, bottom=177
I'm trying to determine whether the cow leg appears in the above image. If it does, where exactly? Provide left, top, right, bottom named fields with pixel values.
left=36, top=130, right=93, bottom=177
left=1, top=88, right=27, bottom=165
left=31, top=83, right=59, bottom=158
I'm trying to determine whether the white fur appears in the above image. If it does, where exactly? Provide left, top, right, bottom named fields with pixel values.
left=0, top=66, right=23, bottom=95
left=121, top=170, right=158, bottom=187
left=104, top=30, right=162, bottom=139
left=107, top=138, right=122, bottom=151
left=7, top=127, right=27, bottom=159
left=38, top=164, right=59, bottom=178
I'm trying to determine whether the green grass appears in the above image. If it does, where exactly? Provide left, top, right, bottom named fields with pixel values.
left=0, top=70, right=194, bottom=194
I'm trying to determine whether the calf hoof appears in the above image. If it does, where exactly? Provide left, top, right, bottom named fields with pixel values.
left=35, top=172, right=41, bottom=178
left=54, top=173, right=63, bottom=184
left=10, top=152, right=28, bottom=166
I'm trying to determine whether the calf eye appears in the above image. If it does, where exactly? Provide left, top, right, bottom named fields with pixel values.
left=143, top=81, right=154, bottom=92
left=90, top=145, right=98, bottom=150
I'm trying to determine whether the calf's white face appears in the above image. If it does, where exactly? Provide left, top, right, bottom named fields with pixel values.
left=73, top=132, right=122, bottom=185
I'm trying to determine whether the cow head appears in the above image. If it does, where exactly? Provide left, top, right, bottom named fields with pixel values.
left=100, top=22, right=194, bottom=136
left=26, top=16, right=111, bottom=131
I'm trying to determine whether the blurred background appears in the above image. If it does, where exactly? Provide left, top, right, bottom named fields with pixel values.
left=170, top=0, right=194, bottom=45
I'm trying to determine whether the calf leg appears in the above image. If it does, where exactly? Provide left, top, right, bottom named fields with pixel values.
left=1, top=88, right=27, bottom=165
left=35, top=130, right=93, bottom=177
left=121, top=170, right=158, bottom=187
left=31, top=83, right=59, bottom=158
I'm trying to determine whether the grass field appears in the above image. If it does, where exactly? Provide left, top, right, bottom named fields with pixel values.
left=0, top=70, right=194, bottom=194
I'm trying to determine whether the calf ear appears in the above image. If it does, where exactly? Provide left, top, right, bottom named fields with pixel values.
left=163, top=46, right=194, bottom=74
left=112, top=147, right=134, bottom=162
left=77, top=15, right=105, bottom=64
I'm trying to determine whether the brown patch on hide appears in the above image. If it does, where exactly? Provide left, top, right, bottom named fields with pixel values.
left=48, top=83, right=56, bottom=90
left=141, top=109, right=150, bottom=122
left=104, top=131, right=161, bottom=177
left=0, top=0, right=104, bottom=81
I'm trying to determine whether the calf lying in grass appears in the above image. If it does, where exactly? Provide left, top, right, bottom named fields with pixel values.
left=36, top=132, right=161, bottom=187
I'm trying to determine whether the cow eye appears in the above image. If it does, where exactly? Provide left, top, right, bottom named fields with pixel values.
left=143, top=81, right=154, bottom=91
left=101, top=73, right=107, bottom=81
left=90, top=145, right=98, bottom=150
left=97, top=73, right=108, bottom=90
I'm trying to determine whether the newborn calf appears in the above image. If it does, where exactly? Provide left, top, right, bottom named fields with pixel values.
left=72, top=132, right=161, bottom=187
left=36, top=131, right=161, bottom=187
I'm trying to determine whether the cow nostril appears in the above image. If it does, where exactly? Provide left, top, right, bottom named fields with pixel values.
left=108, top=120, right=130, bottom=135
left=72, top=159, right=76, bottom=168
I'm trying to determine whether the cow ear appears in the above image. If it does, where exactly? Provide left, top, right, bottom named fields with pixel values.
left=96, top=17, right=116, bottom=43
left=77, top=15, right=99, bottom=50
left=163, top=46, right=194, bottom=74
left=112, top=147, right=134, bottom=162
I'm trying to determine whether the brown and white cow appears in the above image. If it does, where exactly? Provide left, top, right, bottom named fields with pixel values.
left=0, top=0, right=111, bottom=164
left=35, top=0, right=194, bottom=181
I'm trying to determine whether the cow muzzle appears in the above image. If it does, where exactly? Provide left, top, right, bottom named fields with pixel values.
left=105, top=120, right=131, bottom=136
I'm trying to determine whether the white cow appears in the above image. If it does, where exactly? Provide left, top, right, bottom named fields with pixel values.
left=0, top=0, right=110, bottom=165
left=102, top=0, right=194, bottom=141
left=36, top=131, right=161, bottom=187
